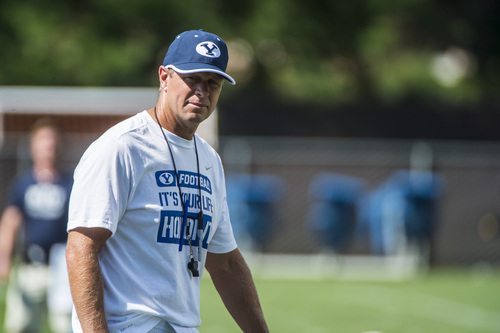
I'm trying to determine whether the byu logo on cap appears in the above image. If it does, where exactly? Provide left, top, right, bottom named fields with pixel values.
left=196, top=42, right=221, bottom=58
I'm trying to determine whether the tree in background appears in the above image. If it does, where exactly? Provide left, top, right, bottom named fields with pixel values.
left=0, top=0, right=498, bottom=109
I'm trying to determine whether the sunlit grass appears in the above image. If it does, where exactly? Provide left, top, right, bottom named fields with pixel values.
left=200, top=268, right=500, bottom=333
left=1, top=268, right=499, bottom=333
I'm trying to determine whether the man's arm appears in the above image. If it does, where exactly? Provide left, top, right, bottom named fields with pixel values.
left=66, top=227, right=112, bottom=333
left=205, top=248, right=269, bottom=333
left=0, top=206, right=23, bottom=281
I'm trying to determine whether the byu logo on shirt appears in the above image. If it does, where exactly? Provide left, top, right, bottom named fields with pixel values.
left=25, top=183, right=66, bottom=220
left=155, top=170, right=213, bottom=194
left=155, top=171, right=176, bottom=187
left=196, top=42, right=220, bottom=58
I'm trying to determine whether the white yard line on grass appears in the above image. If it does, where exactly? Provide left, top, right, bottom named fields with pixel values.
left=243, top=254, right=499, bottom=332
left=246, top=253, right=420, bottom=281
left=343, top=284, right=500, bottom=332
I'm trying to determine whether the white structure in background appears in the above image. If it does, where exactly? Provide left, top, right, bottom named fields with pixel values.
left=0, top=86, right=219, bottom=148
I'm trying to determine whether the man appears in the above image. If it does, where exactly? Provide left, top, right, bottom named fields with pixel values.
left=0, top=119, right=73, bottom=333
left=66, top=29, right=269, bottom=333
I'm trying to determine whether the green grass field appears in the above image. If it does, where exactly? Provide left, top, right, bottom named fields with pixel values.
left=1, top=268, right=499, bottom=333
left=200, top=268, right=500, bottom=333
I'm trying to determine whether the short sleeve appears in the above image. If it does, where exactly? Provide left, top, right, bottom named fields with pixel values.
left=67, top=136, right=131, bottom=235
left=207, top=170, right=237, bottom=254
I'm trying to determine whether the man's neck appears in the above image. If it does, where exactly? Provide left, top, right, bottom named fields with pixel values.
left=147, top=107, right=197, bottom=140
left=33, top=166, right=58, bottom=182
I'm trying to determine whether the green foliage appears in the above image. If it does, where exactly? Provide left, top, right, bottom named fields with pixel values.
left=0, top=0, right=498, bottom=106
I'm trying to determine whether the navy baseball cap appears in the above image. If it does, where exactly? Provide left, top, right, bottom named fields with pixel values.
left=162, top=29, right=236, bottom=85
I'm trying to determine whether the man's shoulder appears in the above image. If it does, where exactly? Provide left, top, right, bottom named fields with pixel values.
left=11, top=171, right=35, bottom=187
left=195, top=134, right=219, bottom=157
left=103, top=111, right=150, bottom=139
left=81, top=111, right=150, bottom=160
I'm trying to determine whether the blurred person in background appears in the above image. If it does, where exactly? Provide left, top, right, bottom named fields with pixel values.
left=0, top=118, right=73, bottom=333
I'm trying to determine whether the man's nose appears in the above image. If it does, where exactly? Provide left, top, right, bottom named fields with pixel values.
left=194, top=82, right=209, bottom=97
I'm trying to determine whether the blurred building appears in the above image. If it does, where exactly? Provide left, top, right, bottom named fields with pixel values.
left=0, top=86, right=218, bottom=173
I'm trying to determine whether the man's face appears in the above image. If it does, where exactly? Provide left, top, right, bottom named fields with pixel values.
left=162, top=67, right=224, bottom=129
left=30, top=127, right=60, bottom=167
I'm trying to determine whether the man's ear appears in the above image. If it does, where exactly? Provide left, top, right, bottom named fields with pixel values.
left=159, top=66, right=169, bottom=92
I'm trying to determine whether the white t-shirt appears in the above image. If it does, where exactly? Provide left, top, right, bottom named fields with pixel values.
left=68, top=111, right=237, bottom=333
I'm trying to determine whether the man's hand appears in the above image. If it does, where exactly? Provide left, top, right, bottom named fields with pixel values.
left=206, top=249, right=269, bottom=333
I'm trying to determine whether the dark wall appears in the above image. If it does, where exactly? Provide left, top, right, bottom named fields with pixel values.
left=219, top=93, right=500, bottom=142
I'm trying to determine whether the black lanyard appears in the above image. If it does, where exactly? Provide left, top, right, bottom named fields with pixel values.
left=154, top=107, right=204, bottom=277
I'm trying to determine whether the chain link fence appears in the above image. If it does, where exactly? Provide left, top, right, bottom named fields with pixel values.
left=221, top=136, right=500, bottom=267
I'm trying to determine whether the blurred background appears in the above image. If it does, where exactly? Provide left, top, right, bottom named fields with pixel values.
left=0, top=0, right=500, bottom=333
left=0, top=0, right=500, bottom=331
